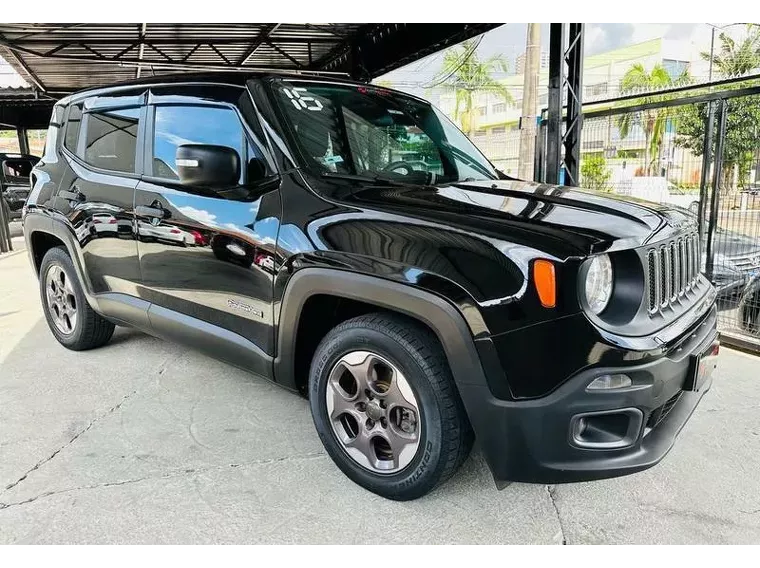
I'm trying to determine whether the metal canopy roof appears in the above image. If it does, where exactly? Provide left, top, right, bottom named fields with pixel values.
left=0, top=87, right=53, bottom=128
left=0, top=23, right=501, bottom=94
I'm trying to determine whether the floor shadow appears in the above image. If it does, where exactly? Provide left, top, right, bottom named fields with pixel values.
left=106, top=326, right=151, bottom=347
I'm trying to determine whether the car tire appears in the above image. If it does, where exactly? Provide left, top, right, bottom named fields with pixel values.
left=39, top=246, right=115, bottom=350
left=309, top=312, right=473, bottom=501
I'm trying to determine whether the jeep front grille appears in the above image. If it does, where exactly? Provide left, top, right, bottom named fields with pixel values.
left=646, top=232, right=700, bottom=313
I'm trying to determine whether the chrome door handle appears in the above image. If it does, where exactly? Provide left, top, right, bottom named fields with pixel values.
left=135, top=205, right=166, bottom=219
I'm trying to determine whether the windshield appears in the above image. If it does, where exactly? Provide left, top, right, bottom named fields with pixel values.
left=270, top=80, right=499, bottom=185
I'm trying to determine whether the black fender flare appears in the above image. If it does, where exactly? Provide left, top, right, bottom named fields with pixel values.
left=273, top=267, right=504, bottom=472
left=23, top=211, right=102, bottom=313
left=274, top=268, right=488, bottom=390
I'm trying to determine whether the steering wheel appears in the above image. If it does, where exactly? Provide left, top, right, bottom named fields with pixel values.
left=382, top=160, right=425, bottom=176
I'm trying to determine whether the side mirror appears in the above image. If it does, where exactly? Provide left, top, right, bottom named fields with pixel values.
left=176, top=144, right=240, bottom=188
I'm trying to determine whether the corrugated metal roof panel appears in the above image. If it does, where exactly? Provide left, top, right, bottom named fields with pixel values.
left=0, top=23, right=500, bottom=94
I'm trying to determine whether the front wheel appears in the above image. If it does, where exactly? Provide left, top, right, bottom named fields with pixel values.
left=309, top=313, right=473, bottom=500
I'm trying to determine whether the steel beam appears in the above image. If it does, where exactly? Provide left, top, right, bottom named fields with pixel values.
left=705, top=99, right=728, bottom=283
left=237, top=24, right=281, bottom=65
left=545, top=23, right=564, bottom=185
left=2, top=35, right=338, bottom=46
left=17, top=127, right=30, bottom=154
left=544, top=23, right=584, bottom=186
left=698, top=101, right=715, bottom=242
left=266, top=41, right=303, bottom=68
left=135, top=23, right=147, bottom=78
left=0, top=34, right=47, bottom=92
left=563, top=23, right=584, bottom=186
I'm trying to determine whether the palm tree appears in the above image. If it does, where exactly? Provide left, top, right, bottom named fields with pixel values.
left=702, top=26, right=760, bottom=77
left=700, top=25, right=760, bottom=190
left=434, top=40, right=513, bottom=138
left=617, top=63, right=689, bottom=175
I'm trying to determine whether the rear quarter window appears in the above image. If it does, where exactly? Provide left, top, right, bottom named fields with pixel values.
left=83, top=107, right=140, bottom=173
left=63, top=104, right=83, bottom=153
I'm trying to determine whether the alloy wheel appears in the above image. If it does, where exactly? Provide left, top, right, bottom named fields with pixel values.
left=325, top=350, right=421, bottom=474
left=45, top=264, right=78, bottom=335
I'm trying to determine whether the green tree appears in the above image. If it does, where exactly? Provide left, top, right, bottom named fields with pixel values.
left=617, top=63, right=689, bottom=175
left=434, top=40, right=513, bottom=138
left=581, top=154, right=612, bottom=192
left=676, top=26, right=760, bottom=192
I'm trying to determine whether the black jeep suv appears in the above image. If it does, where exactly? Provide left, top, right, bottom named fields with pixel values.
left=24, top=73, right=719, bottom=500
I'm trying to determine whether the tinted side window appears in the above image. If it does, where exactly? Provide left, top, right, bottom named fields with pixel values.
left=153, top=105, right=267, bottom=183
left=63, top=104, right=83, bottom=153
left=84, top=107, right=140, bottom=173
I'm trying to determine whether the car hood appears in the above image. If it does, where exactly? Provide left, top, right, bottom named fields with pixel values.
left=341, top=178, right=694, bottom=258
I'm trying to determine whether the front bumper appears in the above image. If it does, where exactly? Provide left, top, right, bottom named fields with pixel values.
left=462, top=305, right=718, bottom=485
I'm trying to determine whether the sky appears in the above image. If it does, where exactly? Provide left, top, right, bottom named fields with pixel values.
left=375, top=23, right=745, bottom=97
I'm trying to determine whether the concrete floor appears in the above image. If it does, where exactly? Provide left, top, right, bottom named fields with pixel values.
left=1, top=238, right=759, bottom=544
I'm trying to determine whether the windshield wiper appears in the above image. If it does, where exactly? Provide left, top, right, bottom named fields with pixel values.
left=320, top=171, right=417, bottom=187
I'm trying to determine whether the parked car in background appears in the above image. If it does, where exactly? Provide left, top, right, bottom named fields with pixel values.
left=1, top=153, right=39, bottom=220
left=738, top=274, right=760, bottom=334
left=137, top=220, right=190, bottom=246
left=665, top=184, right=701, bottom=213
left=615, top=176, right=700, bottom=214
left=710, top=228, right=760, bottom=300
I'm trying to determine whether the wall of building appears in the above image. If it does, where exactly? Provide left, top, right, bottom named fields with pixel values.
left=434, top=37, right=709, bottom=184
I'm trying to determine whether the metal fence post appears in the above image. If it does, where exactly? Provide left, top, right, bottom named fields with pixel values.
left=0, top=196, right=10, bottom=253
left=705, top=99, right=727, bottom=283
left=533, top=120, right=546, bottom=182
left=697, top=101, right=714, bottom=245
left=545, top=24, right=564, bottom=185
left=17, top=127, right=30, bottom=155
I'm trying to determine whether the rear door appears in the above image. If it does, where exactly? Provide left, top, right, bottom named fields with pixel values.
left=134, top=85, right=281, bottom=373
left=56, top=92, right=145, bottom=296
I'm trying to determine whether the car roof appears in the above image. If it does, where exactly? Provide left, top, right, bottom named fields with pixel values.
left=56, top=71, right=427, bottom=107
left=58, top=71, right=348, bottom=101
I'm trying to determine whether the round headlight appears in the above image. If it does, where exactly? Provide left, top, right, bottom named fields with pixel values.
left=584, top=254, right=613, bottom=315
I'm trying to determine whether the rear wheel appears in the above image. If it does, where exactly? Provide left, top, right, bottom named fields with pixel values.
left=39, top=246, right=115, bottom=350
left=309, top=313, right=473, bottom=500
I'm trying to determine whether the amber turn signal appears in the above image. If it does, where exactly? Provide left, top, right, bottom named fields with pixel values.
left=533, top=259, right=556, bottom=308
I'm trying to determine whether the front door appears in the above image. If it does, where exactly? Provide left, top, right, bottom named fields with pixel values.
left=55, top=96, right=144, bottom=297
left=135, top=88, right=281, bottom=373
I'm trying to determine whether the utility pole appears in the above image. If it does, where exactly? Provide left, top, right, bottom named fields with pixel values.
left=518, top=23, right=541, bottom=180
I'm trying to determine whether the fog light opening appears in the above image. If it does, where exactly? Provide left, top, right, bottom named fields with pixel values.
left=570, top=408, right=643, bottom=450
left=587, top=373, right=632, bottom=391
left=573, top=417, right=587, bottom=440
